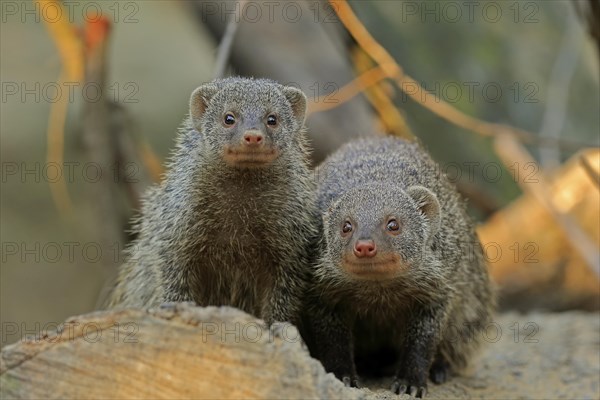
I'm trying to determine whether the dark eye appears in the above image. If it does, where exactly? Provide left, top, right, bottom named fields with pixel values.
left=266, top=115, right=277, bottom=126
left=224, top=113, right=236, bottom=126
left=387, top=219, right=400, bottom=232
left=341, top=220, right=353, bottom=235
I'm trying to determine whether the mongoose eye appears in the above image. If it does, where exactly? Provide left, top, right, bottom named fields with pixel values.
left=386, top=219, right=400, bottom=233
left=266, top=115, right=278, bottom=126
left=341, top=220, right=353, bottom=235
left=224, top=113, right=236, bottom=126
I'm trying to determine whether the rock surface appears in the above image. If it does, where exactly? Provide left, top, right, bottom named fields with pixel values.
left=1, top=304, right=599, bottom=399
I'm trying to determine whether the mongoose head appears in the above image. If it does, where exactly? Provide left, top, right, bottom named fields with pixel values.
left=189, top=77, right=307, bottom=168
left=322, top=184, right=441, bottom=281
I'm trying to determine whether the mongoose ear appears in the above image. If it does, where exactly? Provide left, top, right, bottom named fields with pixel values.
left=189, top=84, right=218, bottom=130
left=406, top=186, right=441, bottom=235
left=282, top=86, right=307, bottom=124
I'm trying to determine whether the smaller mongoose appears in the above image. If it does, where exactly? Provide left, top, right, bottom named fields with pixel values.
left=307, top=137, right=494, bottom=397
left=107, top=77, right=318, bottom=326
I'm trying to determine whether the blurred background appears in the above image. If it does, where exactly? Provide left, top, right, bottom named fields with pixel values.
left=1, top=0, right=599, bottom=347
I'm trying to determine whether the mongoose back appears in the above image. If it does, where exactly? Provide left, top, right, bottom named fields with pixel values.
left=108, top=77, right=318, bottom=325
left=308, top=137, right=494, bottom=397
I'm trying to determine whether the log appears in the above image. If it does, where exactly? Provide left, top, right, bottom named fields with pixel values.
left=478, top=149, right=600, bottom=310
left=0, top=305, right=356, bottom=400
left=2, top=304, right=599, bottom=399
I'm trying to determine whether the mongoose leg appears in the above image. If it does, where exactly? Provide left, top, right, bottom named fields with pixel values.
left=391, top=307, right=445, bottom=398
left=263, top=268, right=304, bottom=325
left=311, top=307, right=359, bottom=387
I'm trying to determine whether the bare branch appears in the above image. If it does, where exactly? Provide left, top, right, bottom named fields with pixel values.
left=213, top=0, right=247, bottom=79
left=539, top=5, right=585, bottom=169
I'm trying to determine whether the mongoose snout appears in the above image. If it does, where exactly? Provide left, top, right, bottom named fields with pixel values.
left=242, top=130, right=264, bottom=146
left=344, top=236, right=402, bottom=280
left=224, top=125, right=279, bottom=167
left=224, top=127, right=278, bottom=166
left=353, top=239, right=377, bottom=258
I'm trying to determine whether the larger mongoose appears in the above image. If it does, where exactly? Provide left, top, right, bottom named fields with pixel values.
left=307, top=137, right=494, bottom=397
left=107, top=77, right=318, bottom=326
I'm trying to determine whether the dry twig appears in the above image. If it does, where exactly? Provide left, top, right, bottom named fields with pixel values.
left=38, top=0, right=83, bottom=215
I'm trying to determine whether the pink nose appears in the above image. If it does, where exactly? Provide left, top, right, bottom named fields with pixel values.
left=353, top=240, right=377, bottom=258
left=243, top=132, right=263, bottom=145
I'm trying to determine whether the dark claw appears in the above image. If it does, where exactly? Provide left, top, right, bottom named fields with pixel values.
left=342, top=375, right=360, bottom=388
left=390, top=379, right=408, bottom=395
left=391, top=379, right=428, bottom=398
left=407, top=385, right=427, bottom=398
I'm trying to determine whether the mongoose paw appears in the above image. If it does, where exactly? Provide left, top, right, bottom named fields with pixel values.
left=342, top=375, right=360, bottom=388
left=390, top=378, right=427, bottom=398
left=429, top=355, right=450, bottom=384
left=429, top=363, right=449, bottom=384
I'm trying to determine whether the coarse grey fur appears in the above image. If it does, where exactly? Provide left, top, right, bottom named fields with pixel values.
left=107, top=77, right=319, bottom=326
left=307, top=137, right=494, bottom=397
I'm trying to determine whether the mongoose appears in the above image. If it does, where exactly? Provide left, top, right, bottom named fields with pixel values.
left=307, top=137, right=494, bottom=397
left=107, top=77, right=319, bottom=326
